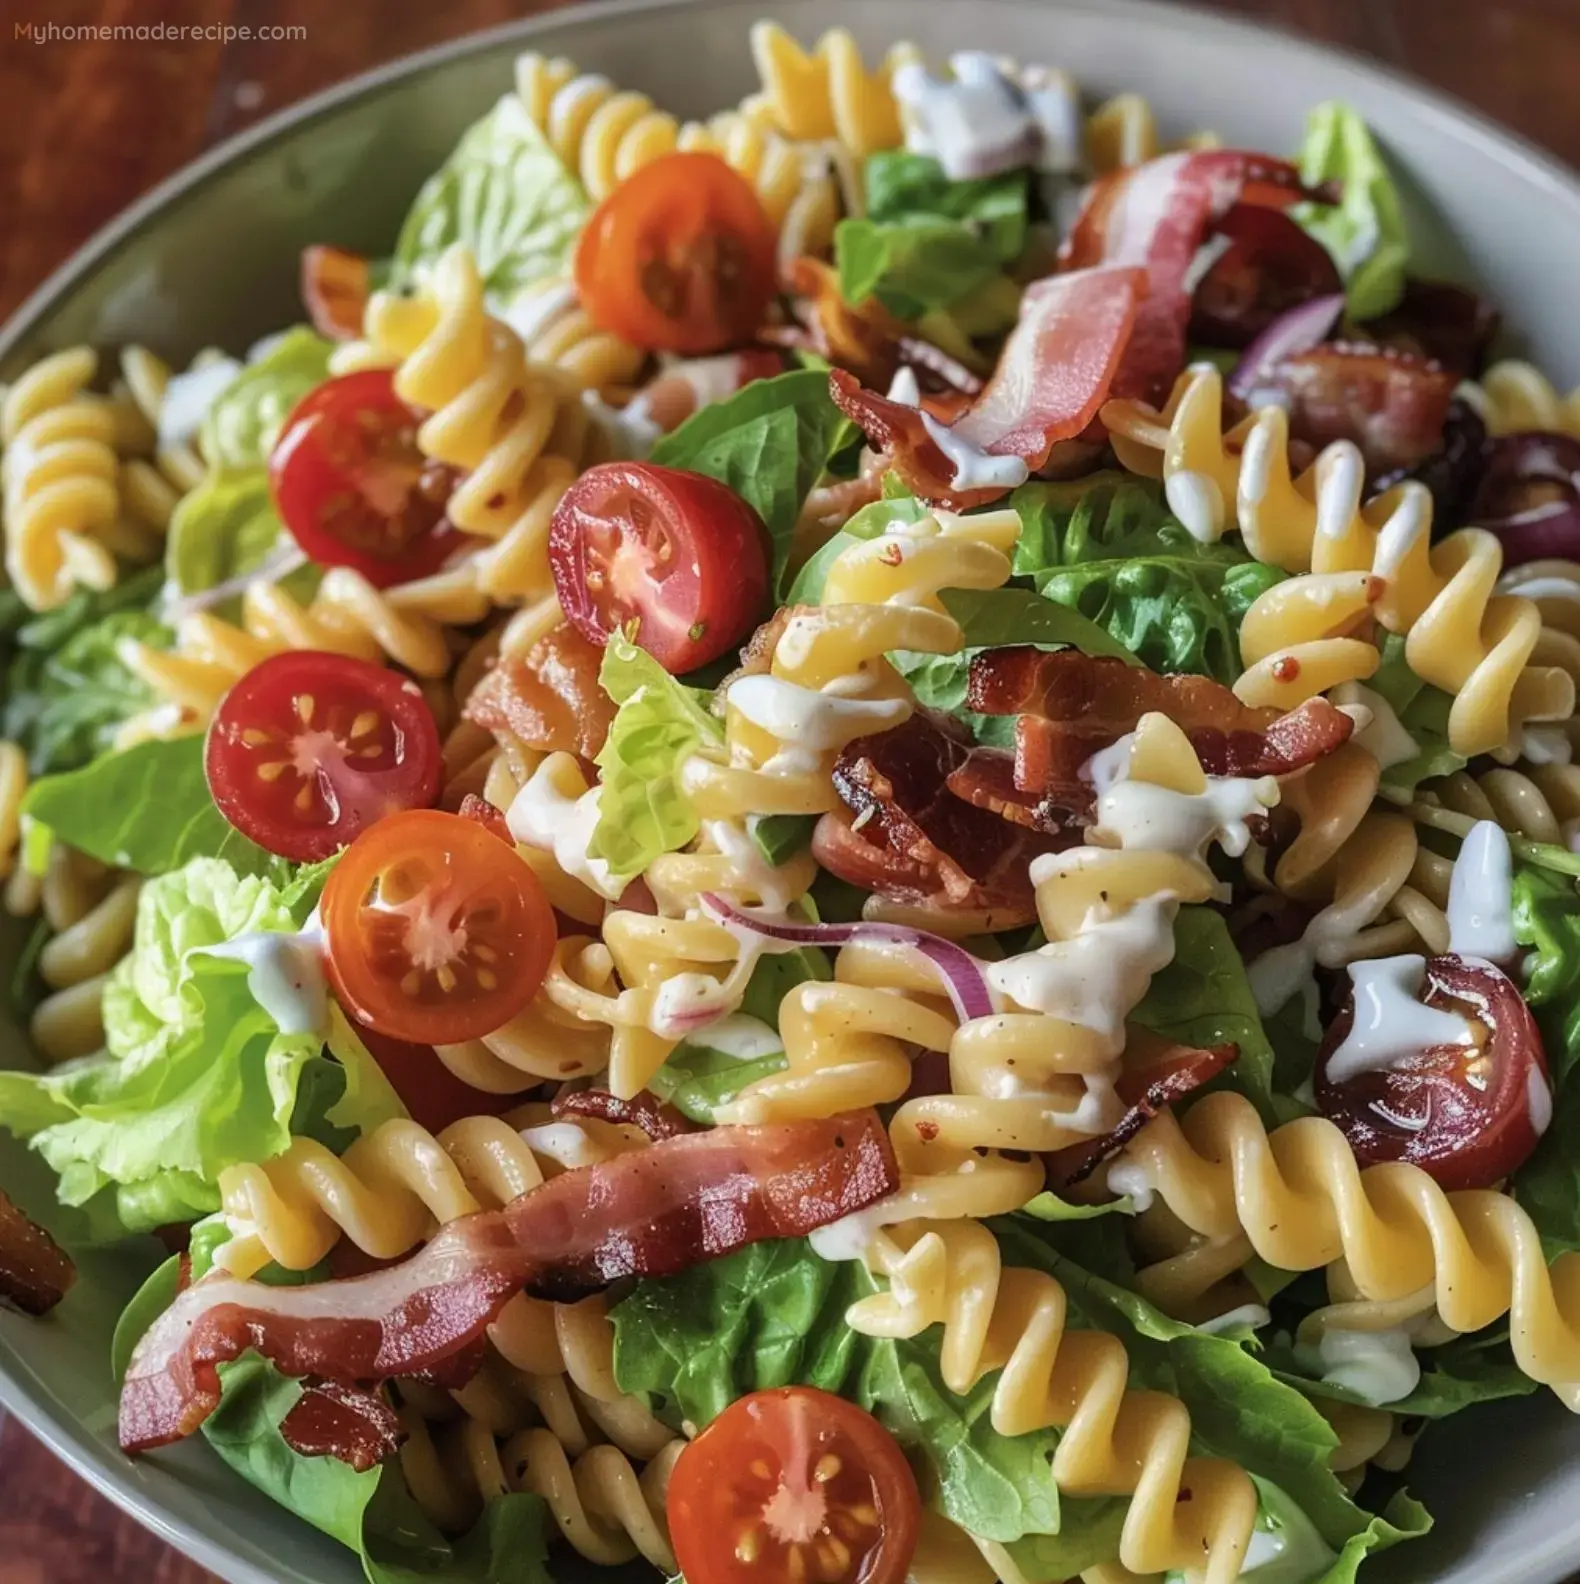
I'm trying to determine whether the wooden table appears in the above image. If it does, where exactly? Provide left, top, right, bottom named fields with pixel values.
left=2, top=0, right=1578, bottom=1579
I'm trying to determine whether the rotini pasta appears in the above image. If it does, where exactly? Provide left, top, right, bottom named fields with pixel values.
left=1463, top=359, right=1580, bottom=440
left=743, top=23, right=910, bottom=158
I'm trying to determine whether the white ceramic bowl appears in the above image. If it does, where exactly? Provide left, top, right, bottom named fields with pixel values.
left=3, top=3, right=1579, bottom=1580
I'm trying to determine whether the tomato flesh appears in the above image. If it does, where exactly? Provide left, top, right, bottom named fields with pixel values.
left=270, top=369, right=466, bottom=587
left=206, top=651, right=442, bottom=862
left=1189, top=203, right=1343, bottom=349
left=1315, top=952, right=1551, bottom=1191
left=667, top=1387, right=919, bottom=1584
left=321, top=809, right=555, bottom=1045
left=549, top=461, right=770, bottom=672
left=574, top=151, right=777, bottom=355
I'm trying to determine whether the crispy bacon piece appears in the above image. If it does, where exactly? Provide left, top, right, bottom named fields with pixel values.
left=0, top=1189, right=76, bottom=1316
left=1365, top=278, right=1501, bottom=379
left=1045, top=1038, right=1239, bottom=1190
left=1061, top=151, right=1336, bottom=407
left=828, top=266, right=1146, bottom=508
left=457, top=793, right=512, bottom=846
left=1272, top=341, right=1457, bottom=477
left=464, top=622, right=616, bottom=761
left=119, top=1112, right=896, bottom=1451
left=551, top=1087, right=696, bottom=1142
left=279, top=1381, right=402, bottom=1472
left=300, top=246, right=371, bottom=342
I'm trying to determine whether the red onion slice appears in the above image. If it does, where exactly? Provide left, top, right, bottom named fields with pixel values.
left=1470, top=431, right=1580, bottom=567
left=1227, top=292, right=1345, bottom=401
left=701, top=893, right=996, bottom=1023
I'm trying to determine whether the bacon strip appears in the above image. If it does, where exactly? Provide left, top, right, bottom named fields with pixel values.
left=464, top=622, right=616, bottom=761
left=828, top=265, right=1146, bottom=508
left=1061, top=151, right=1335, bottom=407
left=300, top=246, right=371, bottom=342
left=119, top=1113, right=895, bottom=1452
left=551, top=1087, right=696, bottom=1142
left=279, top=1381, right=402, bottom=1472
left=0, top=1189, right=76, bottom=1317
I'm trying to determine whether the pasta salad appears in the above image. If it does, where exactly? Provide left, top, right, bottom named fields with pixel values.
left=2, top=21, right=1579, bottom=1584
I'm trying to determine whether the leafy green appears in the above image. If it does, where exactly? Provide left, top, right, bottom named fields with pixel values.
left=1010, top=475, right=1285, bottom=683
left=739, top=940, right=833, bottom=1029
left=939, top=586, right=1142, bottom=665
left=889, top=645, right=1018, bottom=747
left=22, top=733, right=275, bottom=877
left=393, top=94, right=590, bottom=310
left=750, top=813, right=819, bottom=867
left=835, top=151, right=1029, bottom=317
left=1020, top=1191, right=1135, bottom=1222
left=785, top=485, right=926, bottom=605
left=587, top=631, right=722, bottom=880
left=1293, top=102, right=1409, bottom=321
left=0, top=859, right=328, bottom=1234
left=201, top=327, right=333, bottom=474
left=647, top=1026, right=789, bottom=1124
left=164, top=469, right=286, bottom=597
left=204, top=1355, right=555, bottom=1583
left=1132, top=905, right=1278, bottom=1120
left=650, top=369, right=855, bottom=593
left=1, top=565, right=167, bottom=775
left=111, top=1253, right=184, bottom=1381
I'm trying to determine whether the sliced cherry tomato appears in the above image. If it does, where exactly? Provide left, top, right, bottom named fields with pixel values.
left=574, top=151, right=777, bottom=355
left=351, top=1023, right=531, bottom=1134
left=668, top=1387, right=919, bottom=1584
left=1189, top=204, right=1343, bottom=349
left=549, top=461, right=770, bottom=672
left=270, top=369, right=465, bottom=587
left=1315, top=952, right=1551, bottom=1191
left=206, top=651, right=441, bottom=862
left=322, top=809, right=555, bottom=1045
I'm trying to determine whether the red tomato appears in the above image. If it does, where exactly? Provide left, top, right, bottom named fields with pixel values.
left=206, top=651, right=441, bottom=862
left=574, top=152, right=777, bottom=355
left=351, top=1023, right=530, bottom=1133
left=321, top=809, right=555, bottom=1045
left=1315, top=953, right=1551, bottom=1191
left=1189, top=204, right=1343, bottom=349
left=668, top=1387, right=919, bottom=1584
left=270, top=369, right=466, bottom=587
left=548, top=461, right=771, bottom=672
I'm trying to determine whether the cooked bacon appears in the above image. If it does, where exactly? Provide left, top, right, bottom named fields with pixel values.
left=119, top=1113, right=895, bottom=1451
left=1364, top=278, right=1501, bottom=379
left=1271, top=341, right=1457, bottom=477
left=457, top=793, right=512, bottom=846
left=828, top=266, right=1145, bottom=508
left=300, top=246, right=371, bottom=342
left=1061, top=151, right=1336, bottom=407
left=279, top=1381, right=401, bottom=1472
left=0, top=1189, right=76, bottom=1317
left=552, top=1087, right=695, bottom=1141
left=464, top=622, right=616, bottom=760
left=630, top=349, right=785, bottom=432
left=1045, top=1039, right=1239, bottom=1190
left=718, top=607, right=798, bottom=695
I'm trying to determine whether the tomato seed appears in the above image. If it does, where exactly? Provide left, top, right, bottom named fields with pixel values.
left=813, top=1454, right=841, bottom=1483
left=296, top=693, right=316, bottom=723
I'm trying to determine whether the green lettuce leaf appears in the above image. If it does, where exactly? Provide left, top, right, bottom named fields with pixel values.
left=750, top=812, right=819, bottom=867
left=1293, top=102, right=1409, bottom=322
left=939, top=586, right=1142, bottom=665
left=835, top=151, right=1029, bottom=317
left=22, top=733, right=275, bottom=877
left=647, top=1021, right=789, bottom=1124
left=165, top=469, right=287, bottom=597
left=650, top=369, right=855, bottom=594
left=393, top=94, right=590, bottom=308
left=0, top=858, right=324, bottom=1233
left=785, top=483, right=926, bottom=606
left=201, top=327, right=334, bottom=474
left=1, top=564, right=168, bottom=775
left=1010, top=475, right=1285, bottom=683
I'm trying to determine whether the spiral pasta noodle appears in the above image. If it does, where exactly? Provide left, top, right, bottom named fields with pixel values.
left=502, top=277, right=646, bottom=396
left=1084, top=92, right=1222, bottom=174
left=1415, top=763, right=1580, bottom=852
left=1463, top=360, right=1580, bottom=440
left=742, top=23, right=910, bottom=159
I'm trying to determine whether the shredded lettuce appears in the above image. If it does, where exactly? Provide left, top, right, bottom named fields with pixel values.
left=393, top=94, right=590, bottom=308
left=1011, top=475, right=1285, bottom=684
left=586, top=631, right=722, bottom=880
left=1293, top=102, right=1409, bottom=322
left=201, top=327, right=334, bottom=474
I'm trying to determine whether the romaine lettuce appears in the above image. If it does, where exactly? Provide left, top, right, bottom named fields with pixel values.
left=201, top=327, right=334, bottom=474
left=164, top=470, right=287, bottom=597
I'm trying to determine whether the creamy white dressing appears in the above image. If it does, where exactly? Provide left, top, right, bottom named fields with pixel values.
left=581, top=389, right=662, bottom=459
left=1329, top=682, right=1420, bottom=773
left=1300, top=1325, right=1421, bottom=1407
left=1083, top=731, right=1134, bottom=794
left=507, top=757, right=626, bottom=902
left=1166, top=468, right=1228, bottom=545
left=204, top=914, right=328, bottom=1037
left=650, top=972, right=742, bottom=1039
left=1090, top=773, right=1278, bottom=863
left=1105, top=1158, right=1156, bottom=1212
left=887, top=366, right=1029, bottom=492
left=686, top=1013, right=780, bottom=1060
left=497, top=279, right=579, bottom=344
left=1194, top=1303, right=1272, bottom=1336
left=158, top=356, right=244, bottom=448
left=1370, top=485, right=1433, bottom=586
left=1520, top=725, right=1574, bottom=766
left=892, top=53, right=1043, bottom=180
left=700, top=818, right=801, bottom=913
left=727, top=674, right=908, bottom=750
left=1325, top=955, right=1476, bottom=1085
left=1445, top=819, right=1516, bottom=962
left=518, top=1121, right=605, bottom=1171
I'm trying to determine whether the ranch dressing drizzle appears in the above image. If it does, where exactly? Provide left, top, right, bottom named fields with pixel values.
left=205, top=910, right=328, bottom=1037
left=507, top=755, right=626, bottom=902
left=887, top=367, right=1029, bottom=493
left=1324, top=955, right=1475, bottom=1086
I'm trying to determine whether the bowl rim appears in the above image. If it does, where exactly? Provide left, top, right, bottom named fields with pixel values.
left=5, top=2, right=1580, bottom=1582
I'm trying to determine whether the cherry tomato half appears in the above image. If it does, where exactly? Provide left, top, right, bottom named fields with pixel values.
left=351, top=1023, right=531, bottom=1134
left=270, top=369, right=465, bottom=587
left=1189, top=204, right=1343, bottom=349
left=574, top=151, right=777, bottom=355
left=321, top=809, right=555, bottom=1045
left=1315, top=952, right=1551, bottom=1191
left=206, top=651, right=442, bottom=862
left=667, top=1387, right=920, bottom=1584
left=548, top=461, right=771, bottom=672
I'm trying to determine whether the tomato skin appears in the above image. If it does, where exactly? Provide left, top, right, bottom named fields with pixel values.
left=667, top=1386, right=919, bottom=1584
left=1189, top=204, right=1343, bottom=349
left=270, top=369, right=466, bottom=587
left=574, top=152, right=777, bottom=355
left=351, top=1023, right=531, bottom=1133
left=1315, top=953, right=1551, bottom=1191
left=549, top=461, right=771, bottom=672
left=206, top=651, right=442, bottom=862
left=322, top=809, right=556, bottom=1045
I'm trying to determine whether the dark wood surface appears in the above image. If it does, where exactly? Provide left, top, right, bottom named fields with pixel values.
left=2, top=0, right=1578, bottom=1579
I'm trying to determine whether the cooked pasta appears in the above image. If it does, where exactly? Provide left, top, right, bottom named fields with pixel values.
left=502, top=276, right=647, bottom=396
left=743, top=22, right=910, bottom=158
left=1463, top=359, right=1580, bottom=439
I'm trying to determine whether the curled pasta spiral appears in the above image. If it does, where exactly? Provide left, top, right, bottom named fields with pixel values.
left=1415, top=763, right=1580, bottom=853
left=0, top=742, right=25, bottom=884
left=1463, top=360, right=1580, bottom=440
left=853, top=1219, right=1257, bottom=1582
left=1115, top=1090, right=1580, bottom=1397
left=1233, top=570, right=1384, bottom=711
left=501, top=276, right=646, bottom=396
left=1103, top=365, right=1576, bottom=755
left=743, top=22, right=910, bottom=158
left=1085, top=92, right=1222, bottom=174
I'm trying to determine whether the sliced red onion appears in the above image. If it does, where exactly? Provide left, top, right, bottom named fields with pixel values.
left=1470, top=431, right=1580, bottom=567
left=701, top=893, right=996, bottom=1023
left=1227, top=292, right=1345, bottom=401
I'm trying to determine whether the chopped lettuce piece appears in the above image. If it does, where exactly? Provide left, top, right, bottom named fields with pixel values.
left=201, top=327, right=334, bottom=474
left=939, top=586, right=1142, bottom=665
left=164, top=469, right=286, bottom=597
